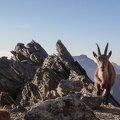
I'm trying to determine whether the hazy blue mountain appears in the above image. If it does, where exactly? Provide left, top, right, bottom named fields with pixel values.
left=111, top=74, right=120, bottom=104
left=74, top=55, right=120, bottom=79
left=112, top=62, right=120, bottom=74
left=74, top=55, right=97, bottom=81
left=112, top=62, right=120, bottom=70
left=73, top=54, right=120, bottom=104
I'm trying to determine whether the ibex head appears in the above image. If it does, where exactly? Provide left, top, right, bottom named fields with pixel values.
left=93, top=43, right=112, bottom=72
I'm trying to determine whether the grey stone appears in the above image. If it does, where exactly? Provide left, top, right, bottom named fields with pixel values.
left=25, top=93, right=98, bottom=120
left=56, top=79, right=83, bottom=97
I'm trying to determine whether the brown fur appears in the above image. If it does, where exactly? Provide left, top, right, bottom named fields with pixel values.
left=93, top=43, right=116, bottom=105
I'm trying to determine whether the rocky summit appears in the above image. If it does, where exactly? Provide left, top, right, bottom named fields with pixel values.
left=0, top=40, right=119, bottom=120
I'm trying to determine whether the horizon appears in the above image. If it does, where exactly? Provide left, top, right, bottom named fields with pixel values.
left=0, top=1, right=120, bottom=65
left=0, top=39, right=119, bottom=66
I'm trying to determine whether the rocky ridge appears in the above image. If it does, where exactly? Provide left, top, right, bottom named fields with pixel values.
left=0, top=40, right=119, bottom=120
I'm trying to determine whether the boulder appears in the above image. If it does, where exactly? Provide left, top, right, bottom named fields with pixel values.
left=24, top=93, right=98, bottom=120
left=56, top=79, right=83, bottom=97
left=81, top=94, right=102, bottom=109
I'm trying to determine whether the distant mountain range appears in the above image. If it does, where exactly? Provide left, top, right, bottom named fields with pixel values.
left=73, top=55, right=120, bottom=104
left=73, top=55, right=97, bottom=81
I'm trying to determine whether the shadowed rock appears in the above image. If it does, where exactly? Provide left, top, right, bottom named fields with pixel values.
left=56, top=40, right=74, bottom=62
left=0, top=92, right=17, bottom=107
left=15, top=83, right=41, bottom=106
left=81, top=94, right=102, bottom=109
left=32, top=40, right=94, bottom=101
left=56, top=79, right=83, bottom=97
left=0, top=40, right=49, bottom=107
left=11, top=40, right=48, bottom=65
left=0, top=40, right=100, bottom=109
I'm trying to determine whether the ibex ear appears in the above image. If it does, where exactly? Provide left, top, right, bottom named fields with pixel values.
left=93, top=52, right=97, bottom=58
left=108, top=51, right=112, bottom=58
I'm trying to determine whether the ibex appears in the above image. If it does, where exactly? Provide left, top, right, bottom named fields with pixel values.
left=93, top=43, right=116, bottom=105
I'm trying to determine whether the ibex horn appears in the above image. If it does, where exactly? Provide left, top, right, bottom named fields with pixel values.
left=104, top=43, right=108, bottom=55
left=96, top=43, right=101, bottom=55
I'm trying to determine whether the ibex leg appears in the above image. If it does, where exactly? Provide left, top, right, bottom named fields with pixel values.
left=102, top=85, right=111, bottom=105
left=94, top=83, right=101, bottom=95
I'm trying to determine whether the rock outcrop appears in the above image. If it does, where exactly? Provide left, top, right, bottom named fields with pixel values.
left=0, top=40, right=48, bottom=107
left=11, top=40, right=48, bottom=65
left=0, top=39, right=118, bottom=120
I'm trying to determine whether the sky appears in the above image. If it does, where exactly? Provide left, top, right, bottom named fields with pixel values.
left=0, top=0, right=120, bottom=65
